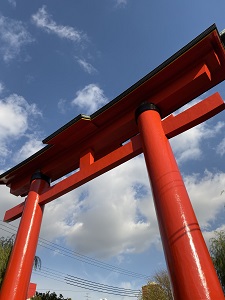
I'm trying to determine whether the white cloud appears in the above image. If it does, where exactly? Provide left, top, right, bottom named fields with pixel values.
left=0, top=15, right=33, bottom=62
left=40, top=156, right=158, bottom=259
left=0, top=82, right=4, bottom=94
left=0, top=94, right=42, bottom=164
left=170, top=121, right=224, bottom=164
left=0, top=95, right=30, bottom=138
left=32, top=6, right=85, bottom=42
left=216, top=138, right=225, bottom=157
left=0, top=185, right=20, bottom=226
left=8, top=0, right=16, bottom=8
left=77, top=58, right=97, bottom=74
left=57, top=99, right=67, bottom=114
left=115, top=0, right=128, bottom=7
left=71, top=84, right=108, bottom=115
left=169, top=95, right=224, bottom=163
left=13, top=138, right=44, bottom=164
left=185, top=170, right=225, bottom=228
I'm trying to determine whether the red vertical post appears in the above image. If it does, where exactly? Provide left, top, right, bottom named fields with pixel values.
left=0, top=172, right=50, bottom=300
left=135, top=103, right=224, bottom=300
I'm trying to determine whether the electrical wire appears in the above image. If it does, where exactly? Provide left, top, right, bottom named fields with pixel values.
left=0, top=221, right=150, bottom=281
left=0, top=222, right=143, bottom=297
left=33, top=266, right=141, bottom=297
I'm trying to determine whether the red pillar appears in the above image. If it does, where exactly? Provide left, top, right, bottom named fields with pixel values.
left=135, top=103, right=224, bottom=300
left=0, top=172, right=50, bottom=300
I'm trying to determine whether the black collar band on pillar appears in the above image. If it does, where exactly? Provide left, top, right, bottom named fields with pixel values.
left=135, top=102, right=161, bottom=123
left=30, top=171, right=51, bottom=185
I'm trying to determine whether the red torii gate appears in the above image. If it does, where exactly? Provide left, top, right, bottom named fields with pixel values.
left=1, top=24, right=225, bottom=300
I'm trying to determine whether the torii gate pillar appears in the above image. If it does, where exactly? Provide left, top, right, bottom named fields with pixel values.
left=0, top=173, right=50, bottom=300
left=136, top=103, right=224, bottom=299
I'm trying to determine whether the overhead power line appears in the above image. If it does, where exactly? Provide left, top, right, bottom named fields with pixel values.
left=0, top=222, right=142, bottom=296
left=0, top=221, right=150, bottom=281
left=33, top=266, right=141, bottom=297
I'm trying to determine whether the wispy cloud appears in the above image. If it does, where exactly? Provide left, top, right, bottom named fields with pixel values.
left=171, top=121, right=224, bottom=164
left=8, top=0, right=16, bottom=8
left=32, top=6, right=85, bottom=42
left=77, top=58, right=97, bottom=74
left=57, top=98, right=67, bottom=114
left=71, top=84, right=108, bottom=115
left=216, top=138, right=225, bottom=157
left=0, top=82, right=4, bottom=95
left=115, top=0, right=128, bottom=7
left=13, top=138, right=44, bottom=164
left=0, top=15, right=34, bottom=62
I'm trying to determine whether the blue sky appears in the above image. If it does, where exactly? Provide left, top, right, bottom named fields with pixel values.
left=1, top=1, right=225, bottom=299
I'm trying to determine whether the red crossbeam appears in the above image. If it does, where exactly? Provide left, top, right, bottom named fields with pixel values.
left=4, top=92, right=224, bottom=222
left=27, top=283, right=37, bottom=299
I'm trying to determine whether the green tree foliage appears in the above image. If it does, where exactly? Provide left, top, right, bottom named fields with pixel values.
left=33, top=255, right=42, bottom=270
left=0, top=235, right=14, bottom=288
left=152, top=270, right=173, bottom=300
left=209, top=230, right=225, bottom=293
left=142, top=269, right=173, bottom=300
left=0, top=235, right=41, bottom=288
left=31, top=291, right=71, bottom=300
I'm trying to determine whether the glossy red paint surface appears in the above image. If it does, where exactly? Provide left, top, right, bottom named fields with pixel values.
left=137, top=109, right=224, bottom=299
left=27, top=283, right=37, bottom=299
left=0, top=178, right=49, bottom=300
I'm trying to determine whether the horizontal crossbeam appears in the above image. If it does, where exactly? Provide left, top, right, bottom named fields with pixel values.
left=4, top=92, right=224, bottom=222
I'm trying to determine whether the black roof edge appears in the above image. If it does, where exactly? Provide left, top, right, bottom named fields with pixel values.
left=43, top=24, right=218, bottom=144
left=90, top=24, right=218, bottom=119
left=0, top=144, right=52, bottom=180
left=42, top=114, right=91, bottom=144
left=220, top=28, right=225, bottom=48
